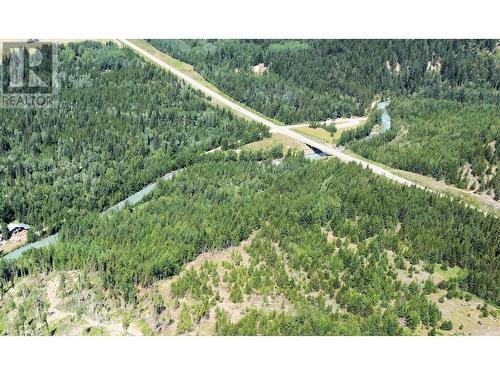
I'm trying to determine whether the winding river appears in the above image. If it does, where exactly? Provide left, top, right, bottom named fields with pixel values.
left=3, top=170, right=178, bottom=261
left=378, top=101, right=391, bottom=132
left=3, top=102, right=392, bottom=261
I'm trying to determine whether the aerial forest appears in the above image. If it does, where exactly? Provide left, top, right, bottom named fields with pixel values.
left=346, top=98, right=500, bottom=199
left=1, top=153, right=498, bottom=335
left=0, top=41, right=268, bottom=234
left=0, top=40, right=498, bottom=336
left=149, top=39, right=499, bottom=123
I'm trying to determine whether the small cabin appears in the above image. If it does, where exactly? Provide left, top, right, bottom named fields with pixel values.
left=7, top=223, right=31, bottom=235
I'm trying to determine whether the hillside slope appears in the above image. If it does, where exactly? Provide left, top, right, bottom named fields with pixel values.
left=2, top=153, right=498, bottom=335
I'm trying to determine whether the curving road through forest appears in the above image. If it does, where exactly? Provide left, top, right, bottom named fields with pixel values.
left=118, top=39, right=422, bottom=189
left=2, top=40, right=472, bottom=261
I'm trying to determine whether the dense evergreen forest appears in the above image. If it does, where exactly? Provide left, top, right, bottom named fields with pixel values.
left=1, top=152, right=498, bottom=335
left=1, top=40, right=498, bottom=336
left=149, top=39, right=499, bottom=123
left=0, top=42, right=267, bottom=233
left=345, top=98, right=500, bottom=199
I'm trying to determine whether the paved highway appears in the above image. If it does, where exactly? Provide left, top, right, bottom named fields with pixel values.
left=119, top=39, right=422, bottom=189
left=0, top=41, right=430, bottom=262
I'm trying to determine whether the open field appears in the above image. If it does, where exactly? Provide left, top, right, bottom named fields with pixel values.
left=433, top=265, right=466, bottom=282
left=292, top=127, right=334, bottom=144
left=286, top=117, right=367, bottom=144
left=288, top=116, right=366, bottom=129
left=243, top=133, right=309, bottom=153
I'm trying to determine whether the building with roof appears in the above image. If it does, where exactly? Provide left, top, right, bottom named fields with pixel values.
left=7, top=223, right=31, bottom=234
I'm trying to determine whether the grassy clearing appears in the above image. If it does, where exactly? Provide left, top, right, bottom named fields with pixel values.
left=137, top=319, right=154, bottom=336
left=292, top=122, right=365, bottom=144
left=126, top=40, right=285, bottom=126
left=434, top=265, right=466, bottom=282
left=243, top=133, right=308, bottom=153
left=334, top=119, right=352, bottom=126
left=293, top=127, right=334, bottom=144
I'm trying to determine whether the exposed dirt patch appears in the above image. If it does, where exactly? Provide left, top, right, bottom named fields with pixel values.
left=46, top=275, right=72, bottom=323
left=154, top=233, right=295, bottom=335
left=429, top=290, right=500, bottom=336
left=0, top=271, right=133, bottom=336
left=0, top=231, right=28, bottom=255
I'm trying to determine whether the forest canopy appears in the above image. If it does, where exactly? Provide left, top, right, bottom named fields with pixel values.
left=149, top=39, right=499, bottom=123
left=346, top=98, right=500, bottom=199
left=1, top=40, right=499, bottom=336
left=0, top=41, right=268, bottom=233
left=4, top=153, right=498, bottom=309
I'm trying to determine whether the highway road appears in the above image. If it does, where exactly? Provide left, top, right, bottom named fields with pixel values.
left=0, top=41, right=442, bottom=262
left=119, top=39, right=422, bottom=189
